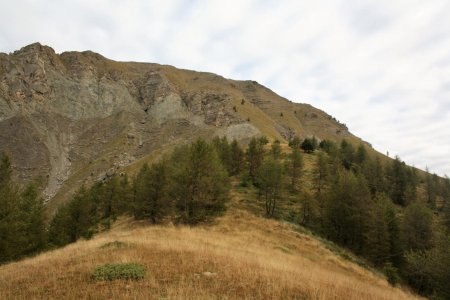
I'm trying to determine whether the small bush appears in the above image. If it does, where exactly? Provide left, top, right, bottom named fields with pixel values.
left=91, top=263, right=146, bottom=281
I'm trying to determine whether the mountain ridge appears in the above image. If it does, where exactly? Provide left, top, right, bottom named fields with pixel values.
left=0, top=42, right=360, bottom=211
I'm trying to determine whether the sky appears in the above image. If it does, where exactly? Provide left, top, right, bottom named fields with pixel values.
left=1, top=0, right=449, bottom=176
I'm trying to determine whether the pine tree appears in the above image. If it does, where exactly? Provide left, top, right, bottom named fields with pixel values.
left=256, top=158, right=283, bottom=217
left=340, top=139, right=355, bottom=170
left=17, top=183, right=46, bottom=256
left=301, top=138, right=315, bottom=153
left=425, top=168, right=437, bottom=209
left=246, top=137, right=265, bottom=182
left=355, top=144, right=368, bottom=165
left=133, top=162, right=170, bottom=223
left=363, top=193, right=392, bottom=266
left=171, top=139, right=229, bottom=223
left=402, top=201, right=434, bottom=251
left=0, top=154, right=46, bottom=262
left=323, top=170, right=371, bottom=254
left=313, top=152, right=329, bottom=196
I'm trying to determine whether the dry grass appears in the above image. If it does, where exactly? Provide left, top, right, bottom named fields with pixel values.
left=0, top=209, right=421, bottom=300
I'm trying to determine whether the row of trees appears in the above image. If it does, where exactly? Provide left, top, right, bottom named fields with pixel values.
left=0, top=154, right=46, bottom=263
left=49, top=139, right=231, bottom=247
left=259, top=136, right=450, bottom=298
left=1, top=135, right=449, bottom=298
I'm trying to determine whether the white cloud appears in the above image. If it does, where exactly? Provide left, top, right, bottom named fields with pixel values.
left=1, top=0, right=449, bottom=175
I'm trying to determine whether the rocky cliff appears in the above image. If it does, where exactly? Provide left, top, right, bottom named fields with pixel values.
left=0, top=43, right=355, bottom=211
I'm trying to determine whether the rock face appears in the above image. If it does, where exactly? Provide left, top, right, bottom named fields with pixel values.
left=0, top=43, right=354, bottom=210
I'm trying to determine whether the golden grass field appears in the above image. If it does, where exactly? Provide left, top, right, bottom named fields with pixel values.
left=0, top=204, right=422, bottom=300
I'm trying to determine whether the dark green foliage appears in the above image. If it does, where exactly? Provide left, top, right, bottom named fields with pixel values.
left=443, top=199, right=450, bottom=231
left=404, top=235, right=450, bottom=298
left=91, top=263, right=146, bottom=281
left=383, top=262, right=400, bottom=286
left=402, top=201, right=434, bottom=252
left=312, top=152, right=329, bottom=196
left=133, top=162, right=170, bottom=223
left=0, top=153, right=12, bottom=186
left=301, top=138, right=315, bottom=153
left=363, top=194, right=394, bottom=266
left=170, top=139, right=230, bottom=224
left=387, top=157, right=418, bottom=206
left=355, top=144, right=368, bottom=165
left=319, top=139, right=337, bottom=154
left=0, top=154, right=46, bottom=263
left=48, top=186, right=95, bottom=246
left=256, top=158, right=283, bottom=217
left=361, top=157, right=385, bottom=195
left=17, top=184, right=46, bottom=256
left=339, top=139, right=354, bottom=170
left=246, top=137, right=265, bottom=182
left=323, top=171, right=371, bottom=254
left=424, top=169, right=438, bottom=209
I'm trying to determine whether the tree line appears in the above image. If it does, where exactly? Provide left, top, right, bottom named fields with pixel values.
left=1, top=135, right=450, bottom=298
left=249, top=136, right=450, bottom=299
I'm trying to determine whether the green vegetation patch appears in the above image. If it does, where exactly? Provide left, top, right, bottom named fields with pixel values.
left=91, top=263, right=146, bottom=281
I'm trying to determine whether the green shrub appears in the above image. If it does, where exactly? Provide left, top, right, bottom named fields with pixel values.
left=91, top=263, right=146, bottom=281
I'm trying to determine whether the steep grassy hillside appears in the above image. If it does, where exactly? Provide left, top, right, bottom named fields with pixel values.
left=0, top=208, right=420, bottom=300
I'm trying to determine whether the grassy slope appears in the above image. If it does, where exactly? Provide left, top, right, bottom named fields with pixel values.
left=0, top=180, right=421, bottom=300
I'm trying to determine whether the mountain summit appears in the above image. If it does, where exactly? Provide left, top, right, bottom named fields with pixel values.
left=0, top=43, right=357, bottom=209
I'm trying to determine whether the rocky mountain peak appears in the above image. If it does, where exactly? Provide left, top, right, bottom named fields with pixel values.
left=0, top=43, right=356, bottom=212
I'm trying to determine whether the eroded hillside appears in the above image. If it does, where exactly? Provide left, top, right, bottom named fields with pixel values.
left=0, top=43, right=357, bottom=212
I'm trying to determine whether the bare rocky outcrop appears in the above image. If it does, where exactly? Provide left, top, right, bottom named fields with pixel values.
left=0, top=43, right=356, bottom=210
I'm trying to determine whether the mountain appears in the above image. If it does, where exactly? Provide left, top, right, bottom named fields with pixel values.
left=0, top=43, right=361, bottom=213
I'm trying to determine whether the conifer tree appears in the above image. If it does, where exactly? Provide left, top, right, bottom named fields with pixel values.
left=256, top=158, right=283, bottom=217
left=18, top=183, right=46, bottom=256
left=313, top=152, right=329, bottom=196
left=301, top=138, right=315, bottom=153
left=402, top=201, right=434, bottom=251
left=133, top=162, right=170, bottom=223
left=323, top=170, right=371, bottom=254
left=246, top=137, right=265, bottom=182
left=364, top=193, right=392, bottom=266
left=171, top=139, right=229, bottom=223
left=340, top=139, right=355, bottom=170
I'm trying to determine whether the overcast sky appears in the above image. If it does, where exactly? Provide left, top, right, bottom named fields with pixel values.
left=1, top=0, right=449, bottom=176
